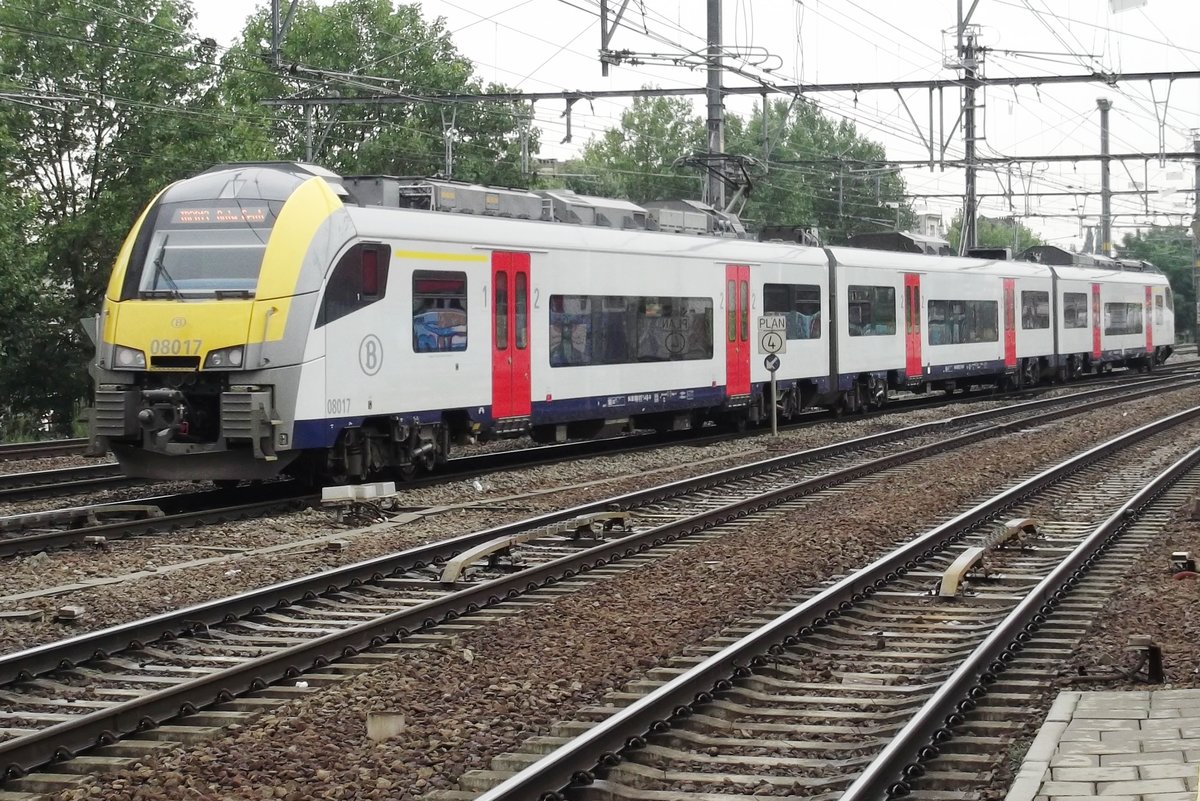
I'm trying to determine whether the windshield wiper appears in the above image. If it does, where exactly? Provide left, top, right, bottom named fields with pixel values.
left=142, top=235, right=181, bottom=298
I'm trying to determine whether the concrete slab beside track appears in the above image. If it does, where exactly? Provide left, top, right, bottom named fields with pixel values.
left=1006, top=689, right=1200, bottom=801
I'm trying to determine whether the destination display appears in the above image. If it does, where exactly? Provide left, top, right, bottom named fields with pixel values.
left=169, top=206, right=269, bottom=225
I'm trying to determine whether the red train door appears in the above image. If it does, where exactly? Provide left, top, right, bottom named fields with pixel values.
left=1003, top=278, right=1017, bottom=369
left=491, top=251, right=531, bottom=419
left=1145, top=286, right=1154, bottom=353
left=1091, top=283, right=1102, bottom=360
left=903, top=273, right=922, bottom=379
left=724, top=264, right=750, bottom=397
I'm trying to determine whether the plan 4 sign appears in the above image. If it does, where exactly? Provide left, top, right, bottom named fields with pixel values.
left=758, top=315, right=786, bottom=355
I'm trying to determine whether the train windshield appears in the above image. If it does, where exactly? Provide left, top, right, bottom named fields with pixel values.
left=136, top=200, right=282, bottom=297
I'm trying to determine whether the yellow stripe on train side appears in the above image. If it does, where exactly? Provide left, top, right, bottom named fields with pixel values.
left=393, top=250, right=489, bottom=263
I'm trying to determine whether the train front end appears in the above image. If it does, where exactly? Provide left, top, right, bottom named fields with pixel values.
left=87, top=163, right=347, bottom=480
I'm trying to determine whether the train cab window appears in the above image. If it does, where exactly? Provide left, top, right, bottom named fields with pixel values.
left=317, top=244, right=392, bottom=327
left=1155, top=295, right=1164, bottom=325
left=763, top=283, right=821, bottom=339
left=926, top=299, right=998, bottom=345
left=412, top=270, right=467, bottom=352
left=1063, top=292, right=1088, bottom=329
left=1103, top=302, right=1143, bottom=336
left=549, top=294, right=713, bottom=366
left=847, top=285, right=897, bottom=337
left=1021, top=291, right=1050, bottom=330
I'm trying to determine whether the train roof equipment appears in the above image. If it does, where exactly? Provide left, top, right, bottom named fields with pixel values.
left=1018, top=245, right=1160, bottom=273
left=846, top=230, right=953, bottom=256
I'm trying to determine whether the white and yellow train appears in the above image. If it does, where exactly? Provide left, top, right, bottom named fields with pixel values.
left=86, top=162, right=1175, bottom=482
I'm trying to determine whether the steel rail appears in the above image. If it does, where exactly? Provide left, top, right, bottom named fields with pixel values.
left=0, top=439, right=88, bottom=461
left=843, top=437, right=1200, bottom=798
left=469, top=405, right=1200, bottom=801
left=0, top=387, right=1192, bottom=778
left=0, top=375, right=1175, bottom=680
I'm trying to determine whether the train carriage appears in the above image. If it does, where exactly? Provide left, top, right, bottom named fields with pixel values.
left=85, top=162, right=1176, bottom=483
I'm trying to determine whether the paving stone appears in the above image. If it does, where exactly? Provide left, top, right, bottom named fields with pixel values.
left=1100, top=752, right=1186, bottom=768
left=1139, top=738, right=1200, bottom=754
left=1046, top=797, right=1134, bottom=801
left=1060, top=729, right=1102, bottom=742
left=1065, top=719, right=1142, bottom=732
left=1095, top=778, right=1188, bottom=795
left=1060, top=741, right=1141, bottom=756
left=1143, top=716, right=1200, bottom=730
left=1047, top=693, right=1081, bottom=723
left=1037, top=781, right=1095, bottom=796
left=1138, top=764, right=1199, bottom=781
left=1051, top=767, right=1138, bottom=781
left=1147, top=708, right=1184, bottom=719
left=1071, top=708, right=1148, bottom=720
left=1139, top=793, right=1195, bottom=801
left=1049, top=754, right=1100, bottom=768
left=1026, top=722, right=1068, bottom=762
left=1100, top=728, right=1181, bottom=743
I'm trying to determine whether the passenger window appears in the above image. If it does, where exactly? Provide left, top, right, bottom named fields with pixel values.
left=1021, top=291, right=1050, bottom=329
left=412, top=270, right=467, bottom=352
left=515, top=273, right=528, bottom=349
left=927, top=299, right=998, bottom=345
left=495, top=272, right=508, bottom=350
left=549, top=294, right=714, bottom=367
left=1155, top=295, right=1164, bottom=325
left=848, top=285, right=897, bottom=337
left=739, top=280, right=749, bottom=341
left=1063, top=292, right=1088, bottom=329
left=317, top=244, right=391, bottom=328
left=1103, top=302, right=1143, bottom=335
left=727, top=280, right=736, bottom=342
left=763, top=283, right=821, bottom=339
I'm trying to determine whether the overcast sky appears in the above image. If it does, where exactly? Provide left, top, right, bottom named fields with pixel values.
left=188, top=0, right=1200, bottom=249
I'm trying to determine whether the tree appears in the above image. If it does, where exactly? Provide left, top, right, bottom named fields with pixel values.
left=0, top=0, right=259, bottom=433
left=564, top=95, right=704, bottom=201
left=219, top=0, right=535, bottom=186
left=947, top=214, right=1043, bottom=254
left=730, top=99, right=912, bottom=243
left=562, top=95, right=911, bottom=243
left=1117, top=227, right=1195, bottom=340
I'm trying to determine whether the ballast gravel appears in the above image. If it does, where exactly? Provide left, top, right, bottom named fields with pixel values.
left=43, top=388, right=1200, bottom=801
left=0, top=392, right=1044, bottom=650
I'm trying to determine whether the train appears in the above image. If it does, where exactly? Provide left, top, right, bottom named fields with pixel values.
left=84, top=162, right=1175, bottom=483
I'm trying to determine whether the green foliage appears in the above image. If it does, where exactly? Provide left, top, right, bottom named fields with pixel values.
left=562, top=95, right=911, bottom=242
left=1117, top=227, right=1195, bottom=339
left=564, top=96, right=704, bottom=201
left=947, top=213, right=1043, bottom=254
left=220, top=0, right=535, bottom=185
left=731, top=99, right=912, bottom=243
left=0, top=0, right=258, bottom=432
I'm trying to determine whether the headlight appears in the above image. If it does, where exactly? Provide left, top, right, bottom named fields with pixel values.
left=204, top=345, right=245, bottom=369
left=114, top=345, right=146, bottom=368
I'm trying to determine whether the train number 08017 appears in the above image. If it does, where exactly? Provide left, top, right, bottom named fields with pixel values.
left=326, top=398, right=352, bottom=416
left=150, top=339, right=202, bottom=355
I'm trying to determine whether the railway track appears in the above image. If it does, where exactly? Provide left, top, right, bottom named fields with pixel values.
left=0, top=377, right=1193, bottom=793
left=0, top=440, right=88, bottom=462
left=0, top=372, right=1193, bottom=561
left=441, top=407, right=1200, bottom=801
left=0, top=364, right=1193, bottom=508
